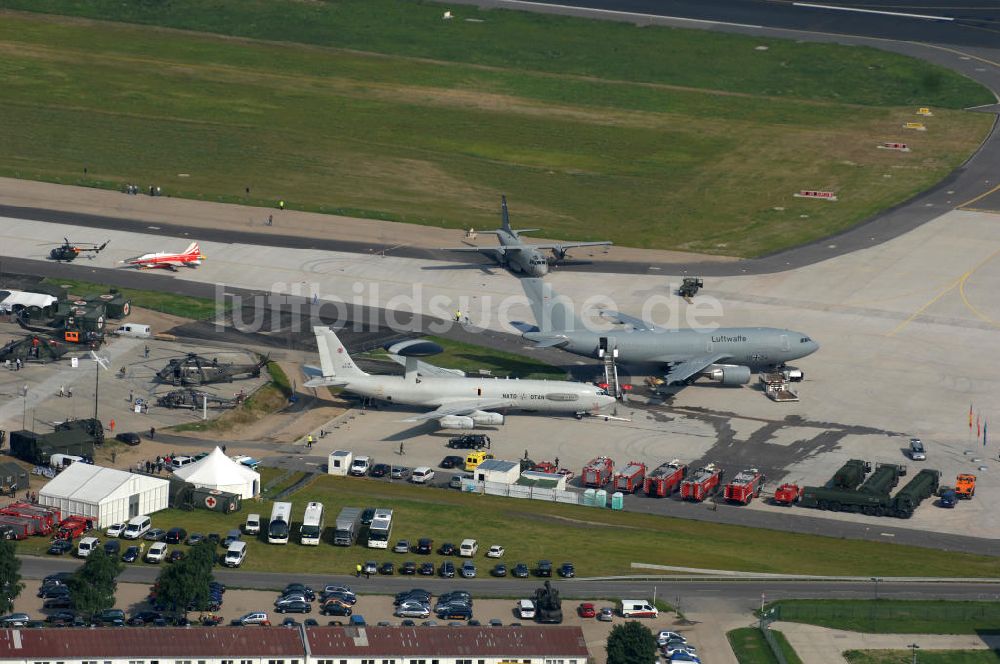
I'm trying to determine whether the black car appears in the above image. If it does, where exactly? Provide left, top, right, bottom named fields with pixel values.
left=447, top=434, right=491, bottom=449
left=558, top=562, right=575, bottom=578
left=400, top=561, right=417, bottom=575
left=143, top=528, right=167, bottom=542
left=45, top=610, right=76, bottom=624
left=115, top=432, right=141, bottom=446
left=439, top=455, right=464, bottom=469
left=103, top=539, right=121, bottom=556
left=418, top=562, right=435, bottom=576
left=43, top=596, right=73, bottom=610
left=47, top=539, right=73, bottom=556
left=321, top=591, right=356, bottom=606
left=164, top=527, right=187, bottom=544
left=417, top=538, right=433, bottom=555
left=536, top=560, right=553, bottom=577
left=167, top=550, right=186, bottom=563
left=512, top=563, right=530, bottom=578
left=93, top=609, right=125, bottom=626
left=370, top=463, right=391, bottom=478
left=207, top=533, right=221, bottom=546
left=127, top=611, right=165, bottom=626
left=379, top=562, right=395, bottom=575
left=122, top=545, right=140, bottom=563
left=43, top=572, right=72, bottom=586
left=276, top=600, right=312, bottom=614
left=395, top=590, right=431, bottom=605
left=438, top=542, right=456, bottom=556
left=439, top=561, right=456, bottom=578
left=186, top=533, right=205, bottom=545
left=360, top=507, right=376, bottom=526
left=491, top=563, right=508, bottom=577
left=322, top=602, right=352, bottom=617
left=284, top=584, right=315, bottom=601
left=38, top=585, right=70, bottom=599
left=436, top=605, right=473, bottom=620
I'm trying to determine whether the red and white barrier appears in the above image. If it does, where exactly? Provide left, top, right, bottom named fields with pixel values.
left=794, top=190, right=838, bottom=201
left=877, top=142, right=910, bottom=152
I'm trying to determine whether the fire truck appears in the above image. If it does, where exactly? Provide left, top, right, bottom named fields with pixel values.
left=581, top=456, right=615, bottom=488
left=613, top=461, right=647, bottom=494
left=680, top=464, right=724, bottom=502
left=643, top=460, right=687, bottom=497
left=723, top=468, right=766, bottom=505
left=772, top=483, right=803, bottom=506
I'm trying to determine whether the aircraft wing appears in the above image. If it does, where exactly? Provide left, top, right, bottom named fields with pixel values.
left=520, top=241, right=612, bottom=251
left=664, top=353, right=729, bottom=384
left=386, top=354, right=465, bottom=378
left=403, top=399, right=515, bottom=422
left=599, top=310, right=661, bottom=332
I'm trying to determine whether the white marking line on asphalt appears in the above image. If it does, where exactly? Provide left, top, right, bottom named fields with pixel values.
left=880, top=532, right=896, bottom=537
left=793, top=2, right=954, bottom=22
left=490, top=0, right=762, bottom=28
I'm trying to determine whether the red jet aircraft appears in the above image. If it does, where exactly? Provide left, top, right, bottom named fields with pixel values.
left=121, top=242, right=205, bottom=270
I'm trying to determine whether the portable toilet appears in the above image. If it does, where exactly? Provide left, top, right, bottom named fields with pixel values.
left=327, top=450, right=352, bottom=476
left=582, top=488, right=596, bottom=507
left=595, top=489, right=608, bottom=508
left=611, top=491, right=624, bottom=510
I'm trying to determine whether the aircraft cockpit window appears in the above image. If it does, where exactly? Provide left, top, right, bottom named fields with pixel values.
left=800, top=337, right=811, bottom=343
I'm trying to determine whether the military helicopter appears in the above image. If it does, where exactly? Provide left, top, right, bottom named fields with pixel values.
left=155, top=352, right=268, bottom=386
left=0, top=335, right=69, bottom=364
left=46, top=238, right=109, bottom=262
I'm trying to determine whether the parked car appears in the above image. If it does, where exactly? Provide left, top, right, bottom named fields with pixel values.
left=145, top=542, right=168, bottom=563
left=143, top=528, right=166, bottom=542
left=439, top=561, right=456, bottom=578
left=186, top=533, right=205, bottom=545
left=436, top=605, right=472, bottom=621
left=417, top=538, right=433, bottom=555
left=93, top=608, right=125, bottom=626
left=448, top=434, right=490, bottom=449
left=122, top=545, right=141, bottom=563
left=440, top=455, right=464, bottom=469
left=419, top=562, right=435, bottom=576
left=127, top=611, right=164, bottom=626
left=370, top=463, right=391, bottom=478
left=115, top=432, right=141, bottom=446
left=909, top=438, right=927, bottom=460
left=393, top=540, right=410, bottom=554
left=104, top=539, right=121, bottom=556
left=598, top=607, right=614, bottom=622
left=411, top=467, right=434, bottom=483
left=0, top=613, right=30, bottom=627
left=395, top=590, right=431, bottom=605
left=360, top=508, right=376, bottom=526
left=391, top=466, right=411, bottom=480
left=491, top=563, right=507, bottom=577
left=517, top=599, right=536, bottom=619
left=167, top=550, right=186, bottom=563
left=379, top=562, right=395, bottom=575
left=321, top=602, right=352, bottom=617
left=43, top=596, right=73, bottom=610
left=558, top=562, right=575, bottom=578
left=284, top=584, right=315, bottom=601
left=45, top=609, right=77, bottom=623
left=38, top=585, right=69, bottom=599
left=536, top=560, right=553, bottom=577
left=401, top=561, right=417, bottom=575
left=486, top=545, right=505, bottom=558
left=47, top=539, right=73, bottom=556
left=395, top=602, right=430, bottom=619
left=105, top=523, right=125, bottom=538
left=231, top=612, right=270, bottom=626
left=438, top=542, right=456, bottom=556
left=363, top=561, right=378, bottom=576
left=578, top=603, right=596, bottom=618
left=460, top=561, right=477, bottom=579
left=512, top=563, right=530, bottom=578
left=657, top=631, right=687, bottom=645
left=275, top=600, right=312, bottom=614
left=164, top=527, right=187, bottom=544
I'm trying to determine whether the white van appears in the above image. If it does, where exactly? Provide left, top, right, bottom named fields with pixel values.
left=224, top=541, right=247, bottom=567
left=169, top=456, right=194, bottom=470
left=350, top=455, right=372, bottom=477
left=115, top=324, right=151, bottom=338
left=620, top=599, right=659, bottom=618
left=49, top=454, right=84, bottom=469
left=517, top=599, right=536, bottom=619
left=122, top=515, right=151, bottom=540
left=77, top=536, right=100, bottom=558
left=412, top=467, right=435, bottom=484
left=244, top=513, right=261, bottom=535
left=459, top=538, right=478, bottom=557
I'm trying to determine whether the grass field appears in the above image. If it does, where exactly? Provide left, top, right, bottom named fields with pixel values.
left=768, top=600, right=1000, bottom=635
left=421, top=336, right=563, bottom=379
left=728, top=628, right=802, bottom=664
left=846, top=651, right=1000, bottom=664
left=42, top=278, right=219, bottom=320
left=16, top=475, right=1000, bottom=579
left=0, top=5, right=992, bottom=256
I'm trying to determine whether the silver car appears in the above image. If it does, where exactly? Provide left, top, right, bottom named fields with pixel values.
left=909, top=438, right=926, bottom=461
left=395, top=602, right=430, bottom=619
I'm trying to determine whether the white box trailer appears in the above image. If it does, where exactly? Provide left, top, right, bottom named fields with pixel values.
left=328, top=450, right=352, bottom=476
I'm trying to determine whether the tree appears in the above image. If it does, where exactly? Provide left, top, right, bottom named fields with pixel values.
left=0, top=539, right=24, bottom=615
left=155, top=540, right=216, bottom=617
left=606, top=621, right=658, bottom=664
left=69, top=550, right=123, bottom=619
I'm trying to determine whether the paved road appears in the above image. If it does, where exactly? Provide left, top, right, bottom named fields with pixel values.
left=20, top=556, right=1000, bottom=611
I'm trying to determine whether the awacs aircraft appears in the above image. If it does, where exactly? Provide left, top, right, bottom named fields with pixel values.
left=441, top=196, right=612, bottom=277
left=303, top=326, right=616, bottom=429
left=517, top=279, right=819, bottom=386
left=121, top=242, right=204, bottom=270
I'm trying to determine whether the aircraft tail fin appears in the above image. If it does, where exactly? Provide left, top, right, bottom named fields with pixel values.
left=183, top=242, right=200, bottom=256
left=521, top=278, right=582, bottom=333
left=311, top=326, right=368, bottom=383
left=500, top=195, right=512, bottom=234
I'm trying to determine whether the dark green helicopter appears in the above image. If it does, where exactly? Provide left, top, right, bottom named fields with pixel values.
left=47, top=238, right=109, bottom=262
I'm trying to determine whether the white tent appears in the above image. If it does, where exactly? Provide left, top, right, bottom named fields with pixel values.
left=0, top=290, right=57, bottom=313
left=39, top=464, right=169, bottom=527
left=173, top=447, right=260, bottom=499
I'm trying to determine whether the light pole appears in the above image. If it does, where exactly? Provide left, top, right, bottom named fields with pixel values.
left=21, top=385, right=28, bottom=429
left=870, top=576, right=882, bottom=600
left=908, top=643, right=920, bottom=664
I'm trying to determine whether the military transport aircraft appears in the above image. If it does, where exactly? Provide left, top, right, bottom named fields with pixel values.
left=517, top=279, right=819, bottom=386
left=441, top=196, right=612, bottom=277
left=121, top=242, right=204, bottom=270
left=303, top=326, right=615, bottom=429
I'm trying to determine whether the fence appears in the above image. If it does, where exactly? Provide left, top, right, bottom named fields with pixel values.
left=472, top=480, right=583, bottom=506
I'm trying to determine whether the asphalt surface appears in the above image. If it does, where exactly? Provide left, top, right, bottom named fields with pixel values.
left=20, top=556, right=1000, bottom=611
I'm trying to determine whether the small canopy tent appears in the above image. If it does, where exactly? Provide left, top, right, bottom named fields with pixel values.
left=173, top=447, right=260, bottom=499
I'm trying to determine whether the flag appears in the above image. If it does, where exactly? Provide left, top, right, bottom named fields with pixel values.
left=977, top=413, right=981, bottom=438
left=984, top=420, right=988, bottom=447
left=969, top=404, right=974, bottom=430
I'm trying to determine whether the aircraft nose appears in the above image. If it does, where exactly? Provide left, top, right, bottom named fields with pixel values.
left=599, top=393, right=617, bottom=408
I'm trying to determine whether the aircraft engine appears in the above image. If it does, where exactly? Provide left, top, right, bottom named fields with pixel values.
left=703, top=365, right=752, bottom=385
left=783, top=368, right=804, bottom=382
left=549, top=246, right=568, bottom=263
left=438, top=415, right=475, bottom=430
left=470, top=411, right=504, bottom=426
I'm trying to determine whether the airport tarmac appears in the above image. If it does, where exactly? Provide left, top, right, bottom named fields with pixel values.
left=1, top=203, right=999, bottom=542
